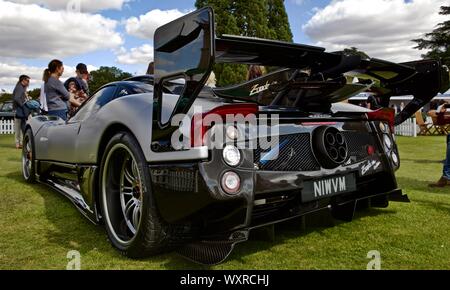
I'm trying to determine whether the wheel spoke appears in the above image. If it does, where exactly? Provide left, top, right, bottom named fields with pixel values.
left=124, top=198, right=135, bottom=218
left=131, top=160, right=139, bottom=181
left=120, top=186, right=134, bottom=196
left=123, top=165, right=135, bottom=184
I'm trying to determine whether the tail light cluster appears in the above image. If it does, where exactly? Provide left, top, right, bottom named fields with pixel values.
left=190, top=103, right=258, bottom=147
left=190, top=104, right=258, bottom=195
left=367, top=108, right=400, bottom=169
left=367, top=108, right=395, bottom=132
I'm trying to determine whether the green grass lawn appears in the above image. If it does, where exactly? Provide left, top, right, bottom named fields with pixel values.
left=0, top=134, right=449, bottom=270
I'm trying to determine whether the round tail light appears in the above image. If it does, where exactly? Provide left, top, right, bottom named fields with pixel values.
left=221, top=171, right=241, bottom=195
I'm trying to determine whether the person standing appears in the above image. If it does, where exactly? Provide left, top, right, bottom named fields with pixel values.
left=429, top=105, right=450, bottom=187
left=247, top=65, right=264, bottom=81
left=12, top=75, right=30, bottom=149
left=65, top=63, right=90, bottom=97
left=44, top=59, right=71, bottom=121
left=75, top=63, right=90, bottom=96
left=429, top=133, right=450, bottom=187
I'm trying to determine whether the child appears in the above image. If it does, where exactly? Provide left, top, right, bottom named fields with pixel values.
left=67, top=80, right=87, bottom=117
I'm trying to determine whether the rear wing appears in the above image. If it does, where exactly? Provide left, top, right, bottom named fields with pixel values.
left=153, top=7, right=450, bottom=131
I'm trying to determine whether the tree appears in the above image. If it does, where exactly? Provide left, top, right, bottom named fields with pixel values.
left=89, top=66, right=133, bottom=93
left=412, top=6, right=450, bottom=67
left=267, top=0, right=293, bottom=42
left=28, top=88, right=40, bottom=100
left=195, top=0, right=294, bottom=86
left=234, top=1, right=271, bottom=39
left=343, top=47, right=370, bottom=59
left=0, top=93, right=12, bottom=104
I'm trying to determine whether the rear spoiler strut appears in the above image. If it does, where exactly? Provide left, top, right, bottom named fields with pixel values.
left=153, top=7, right=450, bottom=135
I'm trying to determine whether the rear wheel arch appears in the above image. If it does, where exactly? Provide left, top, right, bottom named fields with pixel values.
left=97, top=123, right=136, bottom=165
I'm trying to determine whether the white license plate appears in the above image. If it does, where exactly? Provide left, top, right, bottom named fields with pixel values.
left=302, top=174, right=357, bottom=202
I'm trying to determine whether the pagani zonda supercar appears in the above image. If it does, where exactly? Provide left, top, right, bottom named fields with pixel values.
left=23, top=8, right=450, bottom=265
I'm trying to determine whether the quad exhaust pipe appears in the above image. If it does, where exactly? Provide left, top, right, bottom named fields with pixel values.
left=313, top=126, right=349, bottom=169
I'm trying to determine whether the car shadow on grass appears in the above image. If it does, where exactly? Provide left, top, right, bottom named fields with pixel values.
left=5, top=170, right=400, bottom=269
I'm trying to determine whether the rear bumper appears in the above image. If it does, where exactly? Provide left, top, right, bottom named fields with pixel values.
left=150, top=146, right=403, bottom=237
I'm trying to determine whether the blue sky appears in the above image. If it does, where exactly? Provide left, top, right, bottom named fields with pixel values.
left=0, top=0, right=447, bottom=91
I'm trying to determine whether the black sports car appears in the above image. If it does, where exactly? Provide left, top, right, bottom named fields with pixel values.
left=23, top=8, right=450, bottom=264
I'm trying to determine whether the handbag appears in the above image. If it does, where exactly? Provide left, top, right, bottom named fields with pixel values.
left=15, top=104, right=30, bottom=119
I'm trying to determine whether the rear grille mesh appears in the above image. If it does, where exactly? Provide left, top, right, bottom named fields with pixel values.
left=151, top=169, right=198, bottom=192
left=254, top=133, right=320, bottom=171
left=254, top=131, right=375, bottom=171
left=343, top=131, right=375, bottom=164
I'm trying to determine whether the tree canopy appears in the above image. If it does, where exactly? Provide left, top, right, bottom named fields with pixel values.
left=413, top=5, right=450, bottom=67
left=89, top=66, right=133, bottom=94
left=343, top=47, right=370, bottom=60
left=195, top=0, right=293, bottom=86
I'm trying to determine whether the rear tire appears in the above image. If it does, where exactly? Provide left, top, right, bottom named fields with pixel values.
left=22, top=129, right=36, bottom=183
left=99, top=132, right=174, bottom=258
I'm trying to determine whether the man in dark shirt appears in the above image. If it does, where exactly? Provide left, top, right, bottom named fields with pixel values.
left=75, top=63, right=90, bottom=96
left=12, top=75, right=30, bottom=149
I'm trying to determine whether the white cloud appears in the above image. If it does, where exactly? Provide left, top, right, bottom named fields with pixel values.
left=116, top=44, right=153, bottom=65
left=291, top=0, right=308, bottom=5
left=7, top=0, right=129, bottom=12
left=303, top=0, right=448, bottom=62
left=0, top=1, right=123, bottom=59
left=125, top=9, right=187, bottom=40
left=0, top=61, right=97, bottom=91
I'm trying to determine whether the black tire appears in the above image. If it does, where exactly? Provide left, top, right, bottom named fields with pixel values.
left=99, top=131, right=174, bottom=258
left=22, top=129, right=36, bottom=183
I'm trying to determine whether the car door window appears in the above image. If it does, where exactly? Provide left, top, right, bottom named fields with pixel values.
left=72, top=85, right=117, bottom=121
left=117, top=83, right=153, bottom=99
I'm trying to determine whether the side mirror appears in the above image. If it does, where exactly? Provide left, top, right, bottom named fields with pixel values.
left=153, top=7, right=215, bottom=128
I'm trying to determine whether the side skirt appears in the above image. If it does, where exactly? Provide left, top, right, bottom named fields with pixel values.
left=36, top=160, right=100, bottom=225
